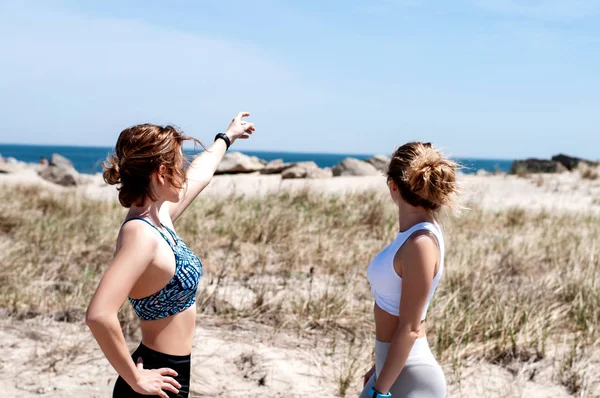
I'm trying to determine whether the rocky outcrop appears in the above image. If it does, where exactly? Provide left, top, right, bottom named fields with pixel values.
left=552, top=154, right=598, bottom=171
left=510, top=159, right=567, bottom=175
left=216, top=152, right=266, bottom=174
left=332, top=158, right=380, bottom=177
left=260, top=159, right=293, bottom=175
left=365, top=155, right=390, bottom=173
left=0, top=155, right=39, bottom=174
left=49, top=153, right=74, bottom=168
left=281, top=162, right=332, bottom=179
left=38, top=153, right=79, bottom=186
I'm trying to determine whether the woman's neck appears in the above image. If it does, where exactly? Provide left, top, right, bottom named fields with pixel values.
left=127, top=198, right=164, bottom=226
left=398, top=202, right=434, bottom=233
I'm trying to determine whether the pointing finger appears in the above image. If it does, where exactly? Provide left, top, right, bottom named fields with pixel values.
left=235, top=111, right=251, bottom=120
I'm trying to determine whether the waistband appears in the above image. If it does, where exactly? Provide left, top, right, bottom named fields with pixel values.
left=375, top=337, right=435, bottom=363
left=135, top=343, right=192, bottom=361
left=374, top=337, right=438, bottom=378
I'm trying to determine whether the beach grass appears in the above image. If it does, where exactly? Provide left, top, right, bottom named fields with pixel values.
left=1, top=184, right=599, bottom=394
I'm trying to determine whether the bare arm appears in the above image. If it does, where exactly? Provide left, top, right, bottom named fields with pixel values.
left=167, top=112, right=255, bottom=222
left=85, top=222, right=179, bottom=397
left=373, top=233, right=439, bottom=394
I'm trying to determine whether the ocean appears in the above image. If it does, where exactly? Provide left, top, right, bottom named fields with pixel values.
left=0, top=144, right=513, bottom=175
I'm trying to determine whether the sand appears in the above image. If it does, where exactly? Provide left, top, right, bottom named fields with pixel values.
left=2, top=169, right=599, bottom=214
left=1, top=168, right=599, bottom=397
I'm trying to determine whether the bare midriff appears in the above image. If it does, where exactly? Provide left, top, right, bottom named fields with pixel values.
left=138, top=306, right=196, bottom=356
left=374, top=302, right=427, bottom=343
left=118, top=232, right=197, bottom=357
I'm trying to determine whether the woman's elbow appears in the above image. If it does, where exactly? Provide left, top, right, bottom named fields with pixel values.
left=395, top=322, right=422, bottom=340
left=85, top=307, right=112, bottom=329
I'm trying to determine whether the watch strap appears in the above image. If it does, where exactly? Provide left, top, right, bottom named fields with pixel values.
left=214, top=133, right=231, bottom=150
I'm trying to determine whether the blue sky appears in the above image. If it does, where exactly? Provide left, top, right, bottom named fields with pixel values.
left=0, top=0, right=599, bottom=159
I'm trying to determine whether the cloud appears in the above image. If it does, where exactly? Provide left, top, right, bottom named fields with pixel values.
left=471, top=0, right=600, bottom=20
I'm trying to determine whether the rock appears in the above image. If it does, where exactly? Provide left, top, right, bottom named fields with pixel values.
left=307, top=167, right=333, bottom=179
left=0, top=156, right=30, bottom=174
left=49, top=153, right=73, bottom=168
left=332, top=157, right=381, bottom=177
left=509, top=159, right=567, bottom=175
left=476, top=169, right=490, bottom=176
left=39, top=164, right=79, bottom=186
left=281, top=161, right=319, bottom=179
left=216, top=152, right=265, bottom=174
left=260, top=159, right=293, bottom=175
left=365, top=155, right=390, bottom=173
left=38, top=153, right=79, bottom=186
left=551, top=154, right=598, bottom=171
left=280, top=162, right=331, bottom=179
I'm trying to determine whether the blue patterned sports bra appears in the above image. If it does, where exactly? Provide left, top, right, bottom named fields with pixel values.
left=123, top=218, right=202, bottom=321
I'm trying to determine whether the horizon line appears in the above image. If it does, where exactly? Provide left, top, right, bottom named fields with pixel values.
left=0, top=142, right=522, bottom=162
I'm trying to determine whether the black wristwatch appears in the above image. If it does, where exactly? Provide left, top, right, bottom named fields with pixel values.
left=214, top=133, right=231, bottom=150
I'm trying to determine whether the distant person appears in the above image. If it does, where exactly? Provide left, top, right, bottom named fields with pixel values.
left=86, top=112, right=255, bottom=398
left=39, top=156, right=48, bottom=165
left=360, top=142, right=457, bottom=398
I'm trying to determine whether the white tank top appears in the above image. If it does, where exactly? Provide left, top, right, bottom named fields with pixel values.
left=366, top=222, right=444, bottom=319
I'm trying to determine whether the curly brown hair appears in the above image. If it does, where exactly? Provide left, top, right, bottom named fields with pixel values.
left=103, top=124, right=202, bottom=208
left=387, top=142, right=458, bottom=211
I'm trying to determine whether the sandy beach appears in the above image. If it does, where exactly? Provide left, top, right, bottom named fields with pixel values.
left=1, top=168, right=599, bottom=397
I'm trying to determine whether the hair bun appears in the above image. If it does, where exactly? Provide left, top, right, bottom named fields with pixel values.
left=405, top=146, right=457, bottom=207
left=102, top=156, right=121, bottom=185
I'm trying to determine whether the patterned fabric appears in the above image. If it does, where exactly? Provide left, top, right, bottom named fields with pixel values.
left=125, top=218, right=202, bottom=321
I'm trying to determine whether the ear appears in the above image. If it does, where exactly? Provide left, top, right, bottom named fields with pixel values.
left=387, top=178, right=398, bottom=191
left=157, top=165, right=167, bottom=185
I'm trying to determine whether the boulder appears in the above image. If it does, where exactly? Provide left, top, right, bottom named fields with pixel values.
left=307, top=167, right=333, bottom=179
left=281, top=161, right=318, bottom=179
left=216, top=152, right=265, bottom=174
left=0, top=156, right=31, bottom=174
left=280, top=162, right=331, bottom=179
left=332, top=157, right=381, bottom=177
left=39, top=164, right=79, bottom=186
left=49, top=153, right=73, bottom=168
left=38, top=153, right=79, bottom=186
left=551, top=154, right=598, bottom=171
left=509, top=159, right=567, bottom=175
left=365, top=155, right=390, bottom=173
left=260, top=159, right=294, bottom=175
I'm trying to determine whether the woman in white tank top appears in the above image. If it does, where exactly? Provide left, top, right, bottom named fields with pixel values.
left=360, top=142, right=458, bottom=398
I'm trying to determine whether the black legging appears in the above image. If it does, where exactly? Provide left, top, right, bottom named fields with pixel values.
left=113, top=344, right=191, bottom=398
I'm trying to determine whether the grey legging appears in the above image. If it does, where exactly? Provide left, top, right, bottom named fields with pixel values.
left=359, top=338, right=446, bottom=398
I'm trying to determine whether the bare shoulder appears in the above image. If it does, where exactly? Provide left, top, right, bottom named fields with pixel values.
left=399, top=230, right=439, bottom=267
left=117, top=220, right=160, bottom=252
left=394, top=230, right=440, bottom=275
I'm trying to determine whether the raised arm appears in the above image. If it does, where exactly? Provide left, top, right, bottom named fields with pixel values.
left=167, top=112, right=255, bottom=222
left=85, top=222, right=181, bottom=398
left=373, top=232, right=439, bottom=394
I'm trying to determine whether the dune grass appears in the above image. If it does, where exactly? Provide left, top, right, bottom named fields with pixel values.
left=0, top=183, right=599, bottom=395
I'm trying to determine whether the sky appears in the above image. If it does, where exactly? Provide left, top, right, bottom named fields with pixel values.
left=0, top=0, right=599, bottom=159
